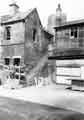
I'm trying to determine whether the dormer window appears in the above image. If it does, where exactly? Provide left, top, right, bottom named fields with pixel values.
left=70, top=27, right=78, bottom=38
left=6, top=26, right=11, bottom=40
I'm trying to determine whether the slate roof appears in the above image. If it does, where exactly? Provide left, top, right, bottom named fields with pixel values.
left=0, top=7, right=53, bottom=36
left=1, top=8, right=35, bottom=25
left=54, top=19, right=84, bottom=30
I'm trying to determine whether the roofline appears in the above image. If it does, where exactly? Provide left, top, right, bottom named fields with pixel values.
left=42, top=28, right=53, bottom=37
left=31, top=8, right=42, bottom=27
left=1, top=8, right=37, bottom=25
left=1, top=19, right=25, bottom=25
left=48, top=54, right=84, bottom=60
left=54, top=19, right=84, bottom=30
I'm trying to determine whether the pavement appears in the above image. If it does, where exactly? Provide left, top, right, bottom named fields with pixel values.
left=0, top=84, right=84, bottom=114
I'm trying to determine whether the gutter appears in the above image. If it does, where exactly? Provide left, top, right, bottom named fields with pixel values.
left=1, top=19, right=25, bottom=25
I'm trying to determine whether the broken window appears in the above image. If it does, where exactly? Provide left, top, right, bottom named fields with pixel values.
left=5, top=26, right=11, bottom=40
left=13, top=58, right=20, bottom=66
left=4, top=58, right=10, bottom=65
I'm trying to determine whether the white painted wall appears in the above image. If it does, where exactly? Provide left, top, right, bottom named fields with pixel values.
left=55, top=60, right=84, bottom=84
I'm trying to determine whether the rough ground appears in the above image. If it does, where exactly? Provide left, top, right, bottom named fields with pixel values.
left=0, top=96, right=83, bottom=120
left=0, top=84, right=84, bottom=113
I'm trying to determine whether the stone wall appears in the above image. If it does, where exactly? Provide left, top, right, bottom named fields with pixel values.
left=1, top=44, right=24, bottom=65
left=0, top=22, right=25, bottom=64
left=24, top=10, right=48, bottom=67
left=1, top=22, right=25, bottom=45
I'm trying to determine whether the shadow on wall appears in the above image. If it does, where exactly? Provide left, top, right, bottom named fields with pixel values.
left=40, top=63, right=48, bottom=78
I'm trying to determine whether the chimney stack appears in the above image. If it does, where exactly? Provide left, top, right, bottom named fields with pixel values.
left=9, top=0, right=19, bottom=16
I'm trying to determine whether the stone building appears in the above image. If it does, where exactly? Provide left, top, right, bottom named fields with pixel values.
left=0, top=1, right=53, bottom=86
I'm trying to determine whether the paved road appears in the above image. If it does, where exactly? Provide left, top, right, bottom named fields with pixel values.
left=0, top=97, right=83, bottom=120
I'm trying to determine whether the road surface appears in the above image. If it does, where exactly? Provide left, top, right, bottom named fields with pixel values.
left=0, top=97, right=83, bottom=120
left=0, top=84, right=83, bottom=119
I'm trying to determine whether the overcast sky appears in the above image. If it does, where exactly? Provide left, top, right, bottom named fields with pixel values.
left=0, top=0, right=84, bottom=27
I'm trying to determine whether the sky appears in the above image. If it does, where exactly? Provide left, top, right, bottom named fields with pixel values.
left=0, top=0, right=84, bottom=27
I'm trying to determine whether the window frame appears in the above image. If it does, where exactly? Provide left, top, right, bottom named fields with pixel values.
left=5, top=26, right=11, bottom=40
left=4, top=57, right=10, bottom=66
left=32, top=28, right=37, bottom=42
left=70, top=27, right=78, bottom=39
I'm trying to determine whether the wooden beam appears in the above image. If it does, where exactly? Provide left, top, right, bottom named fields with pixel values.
left=48, top=55, right=84, bottom=60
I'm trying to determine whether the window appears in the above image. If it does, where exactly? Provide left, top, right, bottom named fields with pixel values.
left=4, top=58, right=10, bottom=65
left=20, top=67, right=24, bottom=73
left=33, top=29, right=37, bottom=42
left=6, top=26, right=11, bottom=40
left=13, top=58, right=20, bottom=66
left=70, top=27, right=78, bottom=38
left=15, top=68, right=19, bottom=73
left=20, top=75, right=25, bottom=80
left=15, top=74, right=19, bottom=79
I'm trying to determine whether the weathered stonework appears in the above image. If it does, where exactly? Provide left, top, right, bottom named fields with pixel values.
left=24, top=10, right=49, bottom=67
left=0, top=21, right=25, bottom=64
left=1, top=22, right=24, bottom=45
left=0, top=8, right=53, bottom=86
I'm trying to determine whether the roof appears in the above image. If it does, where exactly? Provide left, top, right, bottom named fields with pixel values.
left=1, top=8, right=36, bottom=25
left=54, top=19, right=84, bottom=30
left=42, top=27, right=54, bottom=37
left=48, top=47, right=84, bottom=60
